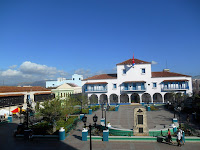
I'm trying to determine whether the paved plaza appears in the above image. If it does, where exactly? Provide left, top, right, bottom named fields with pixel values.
left=1, top=105, right=200, bottom=150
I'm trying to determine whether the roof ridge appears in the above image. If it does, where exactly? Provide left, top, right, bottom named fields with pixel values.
left=117, top=58, right=151, bottom=65
left=152, top=71, right=191, bottom=77
left=83, top=73, right=117, bottom=81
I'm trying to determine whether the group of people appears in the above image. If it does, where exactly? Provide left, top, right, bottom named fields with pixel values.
left=167, top=128, right=185, bottom=146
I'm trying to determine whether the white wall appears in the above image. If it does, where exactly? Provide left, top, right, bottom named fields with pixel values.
left=82, top=63, right=193, bottom=103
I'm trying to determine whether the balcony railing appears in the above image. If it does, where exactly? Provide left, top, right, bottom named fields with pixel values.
left=122, top=87, right=146, bottom=91
left=85, top=88, right=107, bottom=92
left=162, top=86, right=189, bottom=91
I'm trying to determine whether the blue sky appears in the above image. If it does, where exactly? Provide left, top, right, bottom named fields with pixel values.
left=0, top=0, right=200, bottom=85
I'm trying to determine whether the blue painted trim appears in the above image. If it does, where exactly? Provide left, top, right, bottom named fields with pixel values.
left=118, top=103, right=130, bottom=105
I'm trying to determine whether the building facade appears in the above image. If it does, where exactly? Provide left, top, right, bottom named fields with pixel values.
left=46, top=74, right=83, bottom=88
left=0, top=86, right=52, bottom=111
left=82, top=58, right=193, bottom=104
left=51, top=83, right=82, bottom=99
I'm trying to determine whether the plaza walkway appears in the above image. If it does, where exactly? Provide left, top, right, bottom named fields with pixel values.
left=1, top=105, right=200, bottom=150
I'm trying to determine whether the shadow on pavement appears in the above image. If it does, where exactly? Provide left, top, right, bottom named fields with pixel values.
left=0, top=122, right=78, bottom=150
left=72, top=134, right=82, bottom=141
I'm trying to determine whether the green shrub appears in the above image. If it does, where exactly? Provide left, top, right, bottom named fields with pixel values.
left=90, top=106, right=100, bottom=111
left=82, top=108, right=89, bottom=114
left=56, top=116, right=78, bottom=133
left=108, top=107, right=115, bottom=111
left=150, top=105, right=159, bottom=111
left=72, top=108, right=81, bottom=114
left=31, top=121, right=53, bottom=135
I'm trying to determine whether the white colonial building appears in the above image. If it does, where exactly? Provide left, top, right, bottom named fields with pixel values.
left=46, top=74, right=83, bottom=88
left=82, top=58, right=192, bottom=104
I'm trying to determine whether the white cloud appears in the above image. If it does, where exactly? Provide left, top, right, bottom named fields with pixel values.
left=20, top=61, right=57, bottom=75
left=74, top=67, right=117, bottom=79
left=0, top=61, right=69, bottom=85
left=1, top=69, right=22, bottom=77
left=9, top=65, right=17, bottom=69
left=75, top=68, right=92, bottom=78
left=58, top=70, right=68, bottom=76
left=151, top=61, right=158, bottom=65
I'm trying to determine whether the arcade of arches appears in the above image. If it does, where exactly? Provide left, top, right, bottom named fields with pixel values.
left=88, top=92, right=184, bottom=104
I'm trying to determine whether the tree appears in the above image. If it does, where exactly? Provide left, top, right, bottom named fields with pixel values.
left=70, top=93, right=88, bottom=113
left=38, top=98, right=64, bottom=124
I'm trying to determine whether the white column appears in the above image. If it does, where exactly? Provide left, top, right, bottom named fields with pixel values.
left=139, top=94, right=142, bottom=103
left=150, top=94, right=153, bottom=103
left=107, top=94, right=110, bottom=104
left=118, top=94, right=121, bottom=104
left=128, top=94, right=131, bottom=103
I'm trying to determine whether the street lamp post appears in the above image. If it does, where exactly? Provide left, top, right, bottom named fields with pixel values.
left=26, top=95, right=31, bottom=129
left=177, top=107, right=181, bottom=124
left=81, top=100, right=82, bottom=114
left=9, top=98, right=10, bottom=116
left=174, top=108, right=176, bottom=118
left=104, top=108, right=107, bottom=129
left=82, top=114, right=98, bottom=150
left=19, top=105, right=23, bottom=124
left=101, top=102, right=104, bottom=118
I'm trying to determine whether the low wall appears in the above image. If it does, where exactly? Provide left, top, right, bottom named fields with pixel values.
left=87, top=136, right=200, bottom=142
left=109, top=126, right=133, bottom=136
left=149, top=128, right=174, bottom=137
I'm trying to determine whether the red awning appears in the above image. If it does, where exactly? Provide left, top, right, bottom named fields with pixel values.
left=11, top=108, right=19, bottom=113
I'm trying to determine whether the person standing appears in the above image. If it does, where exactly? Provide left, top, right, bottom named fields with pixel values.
left=167, top=129, right=172, bottom=144
left=180, top=128, right=185, bottom=145
left=177, top=129, right=181, bottom=147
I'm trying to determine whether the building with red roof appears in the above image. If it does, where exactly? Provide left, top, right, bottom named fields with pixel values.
left=82, top=58, right=192, bottom=104
left=0, top=86, right=53, bottom=111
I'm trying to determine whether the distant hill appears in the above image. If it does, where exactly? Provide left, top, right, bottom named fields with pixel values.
left=17, top=80, right=46, bottom=87
left=193, top=75, right=200, bottom=79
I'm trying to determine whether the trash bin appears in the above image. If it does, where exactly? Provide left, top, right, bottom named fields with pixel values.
left=89, top=109, right=92, bottom=115
left=7, top=116, right=13, bottom=123
left=59, top=127, right=65, bottom=141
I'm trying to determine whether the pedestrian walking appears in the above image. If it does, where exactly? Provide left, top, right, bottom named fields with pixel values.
left=177, top=129, right=181, bottom=147
left=167, top=129, right=172, bottom=144
left=180, top=128, right=185, bottom=145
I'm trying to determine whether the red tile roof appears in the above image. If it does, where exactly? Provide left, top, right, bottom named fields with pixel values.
left=85, top=82, right=108, bottom=85
left=163, top=79, right=189, bottom=82
left=124, top=81, right=146, bottom=83
left=0, top=86, right=50, bottom=93
left=0, top=94, right=24, bottom=97
left=34, top=92, right=52, bottom=95
left=83, top=74, right=117, bottom=81
left=117, top=58, right=151, bottom=65
left=152, top=72, right=191, bottom=78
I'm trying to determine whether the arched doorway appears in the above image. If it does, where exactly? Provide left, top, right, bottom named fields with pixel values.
left=110, top=94, right=118, bottom=104
left=153, top=93, right=163, bottom=103
left=89, top=94, right=98, bottom=104
left=131, top=93, right=140, bottom=103
left=100, top=94, right=108, bottom=104
left=142, top=93, right=151, bottom=103
left=164, top=93, right=173, bottom=103
left=120, top=93, right=129, bottom=103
